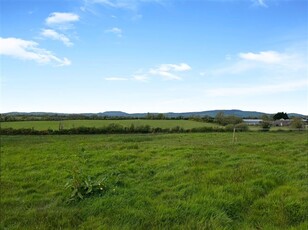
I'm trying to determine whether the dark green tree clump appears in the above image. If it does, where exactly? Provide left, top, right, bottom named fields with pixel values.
left=146, top=113, right=166, bottom=120
left=273, top=112, right=289, bottom=120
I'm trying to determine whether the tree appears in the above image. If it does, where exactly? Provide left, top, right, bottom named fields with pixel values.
left=156, top=113, right=166, bottom=120
left=146, top=113, right=166, bottom=120
left=260, top=121, right=271, bottom=131
left=215, top=112, right=225, bottom=125
left=225, top=115, right=242, bottom=125
left=291, top=117, right=304, bottom=130
left=273, top=112, right=289, bottom=120
left=261, top=114, right=271, bottom=121
left=215, top=112, right=242, bottom=126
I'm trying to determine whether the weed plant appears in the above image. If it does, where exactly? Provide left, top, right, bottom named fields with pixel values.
left=65, top=148, right=108, bottom=201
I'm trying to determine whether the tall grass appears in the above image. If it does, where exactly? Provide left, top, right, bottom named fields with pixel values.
left=1, top=132, right=307, bottom=229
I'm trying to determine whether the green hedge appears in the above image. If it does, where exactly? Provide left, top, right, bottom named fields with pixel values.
left=0, top=123, right=227, bottom=135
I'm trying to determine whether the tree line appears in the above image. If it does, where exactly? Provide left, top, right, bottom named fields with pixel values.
left=0, top=113, right=215, bottom=122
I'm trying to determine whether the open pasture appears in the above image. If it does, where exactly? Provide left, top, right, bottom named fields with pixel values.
left=0, top=119, right=218, bottom=131
left=1, top=132, right=307, bottom=229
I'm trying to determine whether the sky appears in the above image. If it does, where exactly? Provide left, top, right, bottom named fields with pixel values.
left=0, top=0, right=307, bottom=114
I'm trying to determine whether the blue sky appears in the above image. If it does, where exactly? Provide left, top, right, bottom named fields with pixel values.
left=1, top=0, right=307, bottom=114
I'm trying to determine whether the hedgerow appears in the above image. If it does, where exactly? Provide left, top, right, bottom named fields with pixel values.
left=0, top=124, right=227, bottom=135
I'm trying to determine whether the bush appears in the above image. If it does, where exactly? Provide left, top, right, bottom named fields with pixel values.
left=170, top=126, right=184, bottom=133
left=225, top=123, right=248, bottom=132
left=215, top=112, right=242, bottom=126
left=260, top=121, right=271, bottom=131
left=291, top=118, right=304, bottom=130
left=235, top=123, right=248, bottom=132
left=225, top=124, right=235, bottom=132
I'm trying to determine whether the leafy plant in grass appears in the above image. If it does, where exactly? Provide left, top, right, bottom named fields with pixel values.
left=65, top=148, right=108, bottom=201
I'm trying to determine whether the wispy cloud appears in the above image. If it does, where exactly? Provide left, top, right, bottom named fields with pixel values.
left=45, top=12, right=79, bottom=30
left=208, top=49, right=305, bottom=76
left=253, top=0, right=268, bottom=7
left=239, top=51, right=288, bottom=64
left=0, top=37, right=71, bottom=66
left=132, top=75, right=148, bottom=82
left=41, top=29, right=73, bottom=47
left=203, top=46, right=307, bottom=107
left=84, top=0, right=164, bottom=10
left=149, top=63, right=191, bottom=80
left=105, top=27, right=123, bottom=37
left=206, top=80, right=308, bottom=97
left=105, top=77, right=128, bottom=81
left=105, top=75, right=149, bottom=82
left=86, top=0, right=269, bottom=10
left=104, top=63, right=191, bottom=82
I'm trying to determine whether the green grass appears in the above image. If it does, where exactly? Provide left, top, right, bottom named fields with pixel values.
left=1, top=132, right=308, bottom=229
left=249, top=125, right=294, bottom=131
left=0, top=119, right=219, bottom=131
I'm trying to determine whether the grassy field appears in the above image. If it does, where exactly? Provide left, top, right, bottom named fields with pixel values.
left=0, top=119, right=219, bottom=131
left=1, top=132, right=308, bottom=229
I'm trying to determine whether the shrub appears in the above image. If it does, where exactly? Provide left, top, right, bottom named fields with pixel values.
left=235, top=123, right=248, bottom=132
left=291, top=118, right=304, bottom=130
left=215, top=112, right=242, bottom=126
left=170, top=126, right=184, bottom=133
left=225, top=124, right=235, bottom=132
left=260, top=121, right=271, bottom=131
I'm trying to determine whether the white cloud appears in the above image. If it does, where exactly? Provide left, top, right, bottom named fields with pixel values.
left=132, top=75, right=148, bottom=82
left=239, top=51, right=288, bottom=64
left=149, top=63, right=191, bottom=80
left=0, top=37, right=71, bottom=66
left=205, top=47, right=308, bottom=106
left=105, top=77, right=128, bottom=81
left=149, top=70, right=181, bottom=80
left=104, top=63, right=191, bottom=82
left=206, top=80, right=308, bottom=97
left=208, top=49, right=306, bottom=76
left=41, top=29, right=73, bottom=47
left=105, top=27, right=123, bottom=37
left=158, top=63, right=191, bottom=72
left=45, top=12, right=79, bottom=29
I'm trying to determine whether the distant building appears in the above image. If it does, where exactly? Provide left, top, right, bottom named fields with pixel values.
left=272, top=119, right=291, bottom=127
left=243, top=119, right=263, bottom=125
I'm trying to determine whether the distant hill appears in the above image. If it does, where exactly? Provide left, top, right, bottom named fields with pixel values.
left=2, top=109, right=307, bottom=118
left=288, top=113, right=307, bottom=118
left=163, top=110, right=268, bottom=118
left=98, top=111, right=130, bottom=117
left=98, top=109, right=307, bottom=118
left=95, top=109, right=284, bottom=118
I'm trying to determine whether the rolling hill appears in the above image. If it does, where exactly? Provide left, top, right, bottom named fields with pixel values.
left=2, top=109, right=306, bottom=118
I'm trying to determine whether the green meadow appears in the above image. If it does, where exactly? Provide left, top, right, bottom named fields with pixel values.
left=0, top=119, right=218, bottom=131
left=1, top=132, right=307, bottom=229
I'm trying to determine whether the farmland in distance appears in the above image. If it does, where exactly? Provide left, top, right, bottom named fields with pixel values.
left=0, top=119, right=220, bottom=131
